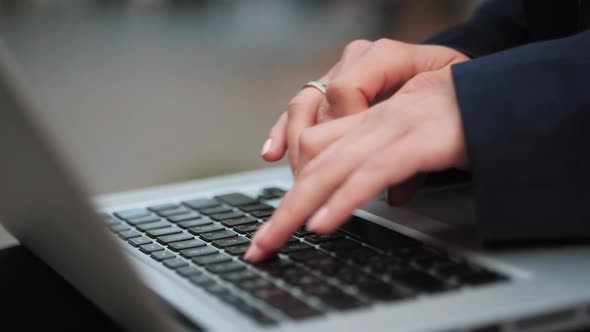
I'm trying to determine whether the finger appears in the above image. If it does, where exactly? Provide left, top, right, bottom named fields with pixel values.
left=297, top=111, right=368, bottom=172
left=286, top=87, right=325, bottom=172
left=247, top=110, right=405, bottom=261
left=327, top=41, right=464, bottom=117
left=307, top=137, right=423, bottom=234
left=261, top=112, right=288, bottom=161
left=386, top=175, right=425, bottom=206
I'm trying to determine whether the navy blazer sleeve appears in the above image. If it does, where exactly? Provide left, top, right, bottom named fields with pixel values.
left=452, top=31, right=590, bottom=244
left=424, top=0, right=528, bottom=58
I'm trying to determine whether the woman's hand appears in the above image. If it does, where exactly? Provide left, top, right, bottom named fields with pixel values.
left=260, top=39, right=469, bottom=176
left=246, top=66, right=468, bottom=262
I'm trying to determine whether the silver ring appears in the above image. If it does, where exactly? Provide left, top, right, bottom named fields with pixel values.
left=302, top=80, right=328, bottom=94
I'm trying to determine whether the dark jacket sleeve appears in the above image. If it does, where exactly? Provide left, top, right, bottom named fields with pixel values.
left=451, top=31, right=590, bottom=244
left=424, top=0, right=529, bottom=58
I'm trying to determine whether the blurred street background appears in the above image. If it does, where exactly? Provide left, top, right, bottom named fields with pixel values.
left=0, top=0, right=478, bottom=194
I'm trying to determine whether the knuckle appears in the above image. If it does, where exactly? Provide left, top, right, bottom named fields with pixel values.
left=287, top=97, right=305, bottom=117
left=325, top=78, right=352, bottom=103
left=343, top=39, right=372, bottom=55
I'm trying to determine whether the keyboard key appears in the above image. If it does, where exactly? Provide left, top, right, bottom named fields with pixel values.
left=215, top=193, right=259, bottom=207
left=305, top=233, right=344, bottom=243
left=220, top=270, right=259, bottom=283
left=356, top=280, right=409, bottom=301
left=250, top=210, right=273, bottom=218
left=188, top=224, right=225, bottom=234
left=261, top=187, right=286, bottom=198
left=140, top=243, right=164, bottom=254
left=178, top=219, right=211, bottom=229
left=314, top=288, right=364, bottom=310
left=176, top=266, right=202, bottom=278
left=183, top=198, right=220, bottom=210
left=114, top=208, right=151, bottom=220
left=136, top=221, right=172, bottom=231
left=146, top=227, right=182, bottom=238
left=167, top=212, right=201, bottom=223
left=288, top=249, right=330, bottom=262
left=180, top=246, right=218, bottom=258
left=234, top=222, right=263, bottom=234
left=151, top=250, right=176, bottom=261
left=251, top=284, right=286, bottom=301
left=265, top=293, right=322, bottom=319
left=125, top=215, right=162, bottom=225
left=319, top=238, right=362, bottom=252
left=128, top=236, right=152, bottom=247
left=206, top=261, right=246, bottom=274
left=110, top=224, right=131, bottom=233
left=391, top=270, right=448, bottom=293
left=212, top=236, right=250, bottom=248
left=294, top=227, right=312, bottom=237
left=220, top=216, right=257, bottom=227
left=157, top=233, right=194, bottom=245
left=200, top=206, right=232, bottom=215
left=200, top=230, right=237, bottom=241
left=203, top=283, right=229, bottom=296
left=148, top=203, right=179, bottom=212
left=210, top=211, right=245, bottom=221
left=280, top=241, right=312, bottom=253
left=163, top=258, right=189, bottom=270
left=189, top=274, right=215, bottom=286
left=168, top=238, right=206, bottom=251
left=192, top=253, right=232, bottom=266
left=239, top=204, right=273, bottom=212
left=158, top=207, right=192, bottom=218
left=225, top=244, right=250, bottom=255
left=118, top=230, right=141, bottom=239
left=237, top=278, right=272, bottom=290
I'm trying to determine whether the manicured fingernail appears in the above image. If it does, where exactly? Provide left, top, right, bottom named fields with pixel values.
left=261, top=138, right=272, bottom=156
left=244, top=243, right=265, bottom=262
left=307, top=207, right=329, bottom=231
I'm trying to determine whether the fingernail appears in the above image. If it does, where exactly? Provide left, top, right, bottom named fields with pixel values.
left=306, top=207, right=329, bottom=232
left=261, top=138, right=272, bottom=156
left=244, top=243, right=265, bottom=262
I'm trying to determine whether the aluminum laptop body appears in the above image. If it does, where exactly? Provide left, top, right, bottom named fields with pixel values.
left=0, top=43, right=589, bottom=332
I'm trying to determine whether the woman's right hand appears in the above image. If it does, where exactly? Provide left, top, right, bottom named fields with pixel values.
left=260, top=39, right=469, bottom=177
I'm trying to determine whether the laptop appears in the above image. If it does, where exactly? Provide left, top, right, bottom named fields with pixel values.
left=0, top=42, right=589, bottom=332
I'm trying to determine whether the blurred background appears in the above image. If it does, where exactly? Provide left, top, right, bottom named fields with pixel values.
left=0, top=0, right=479, bottom=195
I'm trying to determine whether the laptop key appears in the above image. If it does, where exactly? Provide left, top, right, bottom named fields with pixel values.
left=239, top=203, right=273, bottom=213
left=168, top=238, right=206, bottom=251
left=178, top=219, right=211, bottom=229
left=189, top=274, right=215, bottom=286
left=188, top=224, right=225, bottom=235
left=151, top=250, right=176, bottom=261
left=356, top=280, right=408, bottom=301
left=203, top=283, right=229, bottom=296
left=110, top=224, right=131, bottom=233
left=200, top=206, right=232, bottom=215
left=206, top=261, right=246, bottom=274
left=212, top=236, right=250, bottom=248
left=319, top=238, right=362, bottom=252
left=167, top=212, right=202, bottom=223
left=220, top=216, right=257, bottom=227
left=250, top=210, right=273, bottom=218
left=234, top=222, right=263, bottom=234
left=200, top=230, right=237, bottom=241
left=287, top=249, right=330, bottom=263
left=280, top=241, right=312, bottom=254
left=305, top=233, right=344, bottom=243
left=210, top=211, right=245, bottom=221
left=391, top=270, right=448, bottom=293
left=118, top=230, right=141, bottom=239
left=192, top=253, right=232, bottom=266
left=176, top=266, right=202, bottom=278
left=125, top=215, right=161, bottom=225
left=148, top=203, right=179, bottom=212
left=163, top=258, right=189, bottom=270
left=146, top=227, right=182, bottom=238
left=136, top=221, right=172, bottom=231
left=220, top=270, right=259, bottom=283
left=180, top=246, right=218, bottom=258
left=157, top=233, right=193, bottom=245
left=128, top=236, right=152, bottom=247
left=114, top=208, right=151, bottom=220
left=183, top=198, right=220, bottom=210
left=215, top=193, right=259, bottom=207
left=225, top=244, right=250, bottom=255
left=140, top=243, right=164, bottom=254
left=237, top=277, right=272, bottom=290
left=157, top=207, right=192, bottom=218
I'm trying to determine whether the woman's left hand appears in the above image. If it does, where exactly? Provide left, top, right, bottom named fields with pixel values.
left=246, top=66, right=469, bottom=262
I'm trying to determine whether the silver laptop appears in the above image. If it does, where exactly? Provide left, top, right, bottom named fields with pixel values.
left=0, top=43, right=589, bottom=332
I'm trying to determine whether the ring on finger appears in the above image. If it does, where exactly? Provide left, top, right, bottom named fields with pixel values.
left=302, top=80, right=328, bottom=95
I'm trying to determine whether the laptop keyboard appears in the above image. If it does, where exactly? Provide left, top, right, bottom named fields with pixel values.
left=100, top=187, right=507, bottom=326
